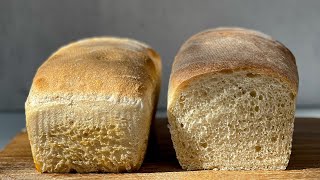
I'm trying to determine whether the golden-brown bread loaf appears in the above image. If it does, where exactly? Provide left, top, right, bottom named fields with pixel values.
left=168, top=27, right=298, bottom=170
left=25, top=37, right=161, bottom=173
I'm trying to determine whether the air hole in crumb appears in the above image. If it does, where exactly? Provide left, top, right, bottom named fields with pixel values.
left=179, top=96, right=185, bottom=106
left=179, top=102, right=184, bottom=108
left=281, top=104, right=285, bottom=107
left=271, top=137, right=277, bottom=142
left=289, top=93, right=295, bottom=100
left=200, top=142, right=208, bottom=148
left=255, top=146, right=262, bottom=152
left=257, top=157, right=263, bottom=161
left=182, top=142, right=186, bottom=147
left=69, top=121, right=74, bottom=125
left=220, top=69, right=233, bottom=74
left=255, top=106, right=259, bottom=112
left=180, top=95, right=185, bottom=100
left=83, top=132, right=88, bottom=137
left=69, top=168, right=77, bottom=173
left=246, top=73, right=259, bottom=78
left=201, top=91, right=208, bottom=98
left=180, top=123, right=184, bottom=128
left=259, top=95, right=263, bottom=100
left=109, top=125, right=116, bottom=129
left=281, top=134, right=285, bottom=140
left=250, top=91, right=257, bottom=97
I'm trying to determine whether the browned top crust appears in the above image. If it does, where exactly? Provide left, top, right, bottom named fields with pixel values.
left=169, top=27, right=299, bottom=102
left=27, top=37, right=161, bottom=100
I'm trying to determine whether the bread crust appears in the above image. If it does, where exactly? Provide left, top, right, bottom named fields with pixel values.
left=27, top=37, right=161, bottom=102
left=168, top=27, right=298, bottom=108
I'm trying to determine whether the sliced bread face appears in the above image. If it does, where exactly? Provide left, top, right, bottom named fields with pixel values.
left=168, top=70, right=296, bottom=170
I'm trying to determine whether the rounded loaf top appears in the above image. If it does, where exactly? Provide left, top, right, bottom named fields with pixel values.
left=28, top=37, right=162, bottom=99
left=170, top=27, right=298, bottom=95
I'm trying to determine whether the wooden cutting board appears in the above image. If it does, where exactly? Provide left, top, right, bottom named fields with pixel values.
left=1, top=118, right=320, bottom=179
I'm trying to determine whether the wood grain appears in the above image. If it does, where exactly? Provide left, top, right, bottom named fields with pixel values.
left=1, top=118, right=320, bottom=179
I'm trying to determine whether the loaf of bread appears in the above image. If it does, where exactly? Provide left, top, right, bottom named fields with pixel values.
left=167, top=27, right=298, bottom=170
left=25, top=37, right=161, bottom=173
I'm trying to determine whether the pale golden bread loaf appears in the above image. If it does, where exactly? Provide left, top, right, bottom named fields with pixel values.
left=167, top=27, right=298, bottom=170
left=25, top=37, right=161, bottom=173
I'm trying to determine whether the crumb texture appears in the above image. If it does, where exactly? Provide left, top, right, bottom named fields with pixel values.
left=27, top=98, right=150, bottom=173
left=168, top=71, right=296, bottom=170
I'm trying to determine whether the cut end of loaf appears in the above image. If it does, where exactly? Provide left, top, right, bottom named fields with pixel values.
left=168, top=70, right=296, bottom=170
left=26, top=95, right=151, bottom=173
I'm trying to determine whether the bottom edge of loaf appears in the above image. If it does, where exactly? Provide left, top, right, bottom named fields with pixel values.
left=34, top=162, right=143, bottom=173
left=180, top=164, right=288, bottom=171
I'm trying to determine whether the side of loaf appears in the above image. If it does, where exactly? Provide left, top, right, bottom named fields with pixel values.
left=167, top=27, right=298, bottom=170
left=25, top=37, right=161, bottom=173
